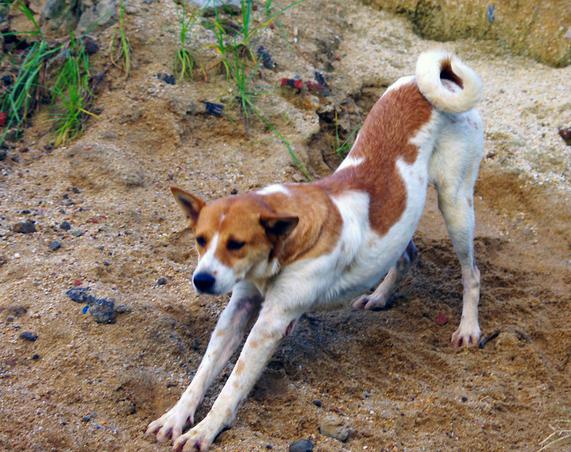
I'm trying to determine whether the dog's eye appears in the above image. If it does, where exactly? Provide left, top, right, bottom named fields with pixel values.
left=196, top=236, right=207, bottom=247
left=227, top=239, right=245, bottom=251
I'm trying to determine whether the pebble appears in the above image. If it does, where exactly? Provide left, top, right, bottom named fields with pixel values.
left=82, top=36, right=99, bottom=55
left=32, top=353, right=41, bottom=360
left=20, top=331, right=38, bottom=342
left=156, top=277, right=168, bottom=286
left=257, top=46, right=276, bottom=69
left=157, top=73, right=176, bottom=85
left=203, top=101, right=224, bottom=117
left=89, top=298, right=116, bottom=324
left=60, top=221, right=72, bottom=231
left=48, top=240, right=62, bottom=251
left=13, top=220, right=37, bottom=234
left=71, top=229, right=83, bottom=237
left=312, top=399, right=322, bottom=407
left=319, top=413, right=351, bottom=442
left=434, top=312, right=449, bottom=326
left=558, top=127, right=571, bottom=146
left=114, top=304, right=131, bottom=314
left=0, top=148, right=7, bottom=161
left=66, top=287, right=95, bottom=303
left=289, top=439, right=314, bottom=452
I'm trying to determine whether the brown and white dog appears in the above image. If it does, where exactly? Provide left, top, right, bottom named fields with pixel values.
left=147, top=50, right=484, bottom=451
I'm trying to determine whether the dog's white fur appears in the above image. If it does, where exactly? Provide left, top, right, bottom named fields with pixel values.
left=147, top=50, right=484, bottom=451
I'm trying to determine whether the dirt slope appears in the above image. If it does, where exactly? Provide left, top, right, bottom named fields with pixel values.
left=1, top=0, right=570, bottom=451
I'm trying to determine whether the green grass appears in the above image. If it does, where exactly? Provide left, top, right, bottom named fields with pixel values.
left=0, top=0, right=62, bottom=145
left=333, top=111, right=360, bottom=158
left=51, top=35, right=94, bottom=147
left=0, top=0, right=95, bottom=147
left=110, top=0, right=131, bottom=78
left=204, top=0, right=310, bottom=178
left=264, top=0, right=273, bottom=18
left=174, top=6, right=198, bottom=81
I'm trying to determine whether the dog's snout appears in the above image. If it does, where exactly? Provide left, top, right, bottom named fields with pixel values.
left=193, top=272, right=216, bottom=292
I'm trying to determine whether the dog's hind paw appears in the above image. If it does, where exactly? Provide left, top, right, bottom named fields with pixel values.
left=351, top=294, right=392, bottom=311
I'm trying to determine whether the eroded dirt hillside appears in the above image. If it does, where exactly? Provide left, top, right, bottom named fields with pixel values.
left=1, top=0, right=570, bottom=451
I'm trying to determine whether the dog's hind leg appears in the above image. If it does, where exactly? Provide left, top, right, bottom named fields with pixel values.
left=352, top=240, right=418, bottom=310
left=430, top=111, right=484, bottom=347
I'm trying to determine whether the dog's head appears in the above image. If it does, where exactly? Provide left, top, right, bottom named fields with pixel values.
left=171, top=187, right=298, bottom=295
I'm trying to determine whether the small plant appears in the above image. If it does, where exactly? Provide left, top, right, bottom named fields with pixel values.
left=110, top=0, right=131, bottom=78
left=174, top=7, right=198, bottom=81
left=0, top=1, right=60, bottom=145
left=51, top=35, right=95, bottom=147
left=264, top=0, right=273, bottom=18
left=334, top=112, right=360, bottom=158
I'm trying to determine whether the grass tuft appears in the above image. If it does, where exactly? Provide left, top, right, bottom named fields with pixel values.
left=334, top=111, right=360, bottom=158
left=174, top=6, right=201, bottom=81
left=110, top=0, right=131, bottom=79
left=51, top=35, right=94, bottom=147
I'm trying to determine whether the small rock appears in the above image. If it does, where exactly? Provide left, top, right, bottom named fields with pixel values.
left=257, top=46, right=276, bottom=69
left=71, top=229, right=83, bottom=237
left=157, top=73, right=176, bottom=85
left=66, top=287, right=94, bottom=303
left=48, top=240, right=62, bottom=251
left=559, top=127, right=571, bottom=146
left=319, top=413, right=351, bottom=442
left=312, top=399, right=322, bottom=407
left=8, top=306, right=27, bottom=317
left=20, top=331, right=38, bottom=342
left=60, top=221, right=72, bottom=231
left=13, top=220, right=37, bottom=234
left=203, top=101, right=224, bottom=117
left=32, top=353, right=41, bottom=360
left=114, top=304, right=131, bottom=314
left=434, top=312, right=449, bottom=326
left=0, top=148, right=7, bottom=161
left=156, top=277, right=168, bottom=286
left=82, top=414, right=94, bottom=422
left=461, top=396, right=468, bottom=402
left=82, top=36, right=99, bottom=55
left=89, top=298, right=116, bottom=324
left=289, top=439, right=314, bottom=452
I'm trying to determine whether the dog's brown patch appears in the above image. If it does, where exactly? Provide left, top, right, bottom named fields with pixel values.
left=317, top=82, right=433, bottom=235
left=235, top=359, right=245, bottom=376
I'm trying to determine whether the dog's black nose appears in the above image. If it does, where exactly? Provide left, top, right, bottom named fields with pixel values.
left=193, top=272, right=216, bottom=292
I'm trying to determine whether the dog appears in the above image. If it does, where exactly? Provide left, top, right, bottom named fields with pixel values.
left=146, top=49, right=484, bottom=451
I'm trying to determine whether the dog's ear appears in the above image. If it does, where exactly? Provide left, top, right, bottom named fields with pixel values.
left=260, top=214, right=299, bottom=242
left=171, top=187, right=205, bottom=226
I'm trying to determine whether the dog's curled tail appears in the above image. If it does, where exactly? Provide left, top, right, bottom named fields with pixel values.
left=416, top=50, right=482, bottom=114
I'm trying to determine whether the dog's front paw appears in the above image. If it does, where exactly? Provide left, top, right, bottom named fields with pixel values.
left=352, top=293, right=391, bottom=311
left=146, top=403, right=194, bottom=443
left=451, top=320, right=481, bottom=348
left=172, top=418, right=219, bottom=452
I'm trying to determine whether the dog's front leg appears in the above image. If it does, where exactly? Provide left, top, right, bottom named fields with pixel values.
left=172, top=303, right=301, bottom=451
left=146, top=281, right=261, bottom=443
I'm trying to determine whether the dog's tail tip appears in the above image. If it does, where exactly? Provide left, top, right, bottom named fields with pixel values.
left=416, top=49, right=482, bottom=114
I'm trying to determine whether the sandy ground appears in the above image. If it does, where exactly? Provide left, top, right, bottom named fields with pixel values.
left=1, top=0, right=570, bottom=451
